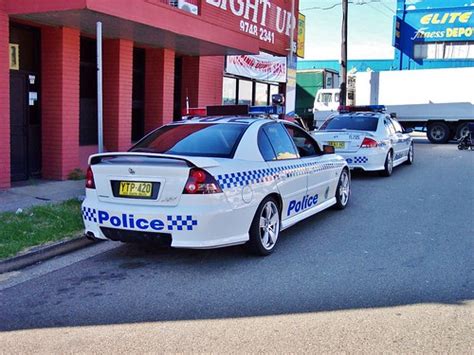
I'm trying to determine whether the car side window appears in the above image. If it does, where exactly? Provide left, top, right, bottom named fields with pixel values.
left=284, top=124, right=322, bottom=157
left=257, top=129, right=277, bottom=161
left=262, top=123, right=298, bottom=160
left=384, top=118, right=396, bottom=136
left=390, top=118, right=403, bottom=133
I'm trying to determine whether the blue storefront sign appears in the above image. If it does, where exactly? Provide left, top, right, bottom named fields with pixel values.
left=393, top=0, right=474, bottom=69
left=404, top=9, right=473, bottom=42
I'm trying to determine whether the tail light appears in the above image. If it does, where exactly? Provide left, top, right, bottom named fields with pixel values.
left=85, top=166, right=95, bottom=189
left=360, top=137, right=378, bottom=148
left=183, top=168, right=222, bottom=194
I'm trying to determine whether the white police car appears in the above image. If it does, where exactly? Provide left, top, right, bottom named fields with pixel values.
left=311, top=106, right=414, bottom=176
left=82, top=116, right=350, bottom=255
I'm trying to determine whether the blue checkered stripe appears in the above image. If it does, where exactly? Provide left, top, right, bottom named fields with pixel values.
left=82, top=206, right=97, bottom=223
left=216, top=161, right=343, bottom=190
left=167, top=215, right=198, bottom=231
left=347, top=156, right=368, bottom=164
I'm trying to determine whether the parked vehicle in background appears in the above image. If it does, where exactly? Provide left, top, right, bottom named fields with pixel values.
left=355, top=67, right=474, bottom=144
left=295, top=69, right=339, bottom=128
left=311, top=106, right=414, bottom=177
left=312, top=68, right=474, bottom=144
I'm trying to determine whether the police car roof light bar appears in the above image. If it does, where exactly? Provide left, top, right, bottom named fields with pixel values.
left=338, top=105, right=386, bottom=113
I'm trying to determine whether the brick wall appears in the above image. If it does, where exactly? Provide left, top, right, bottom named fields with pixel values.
left=0, top=8, right=10, bottom=188
left=41, top=26, right=80, bottom=180
left=181, top=56, right=224, bottom=109
left=103, top=39, right=133, bottom=151
left=144, top=48, right=175, bottom=134
left=197, top=56, right=224, bottom=107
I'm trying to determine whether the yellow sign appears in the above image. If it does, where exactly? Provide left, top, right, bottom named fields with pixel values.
left=297, top=13, right=305, bottom=58
left=9, top=44, right=19, bottom=70
left=420, top=12, right=472, bottom=25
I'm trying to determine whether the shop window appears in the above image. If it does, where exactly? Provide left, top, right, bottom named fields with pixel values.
left=238, top=80, right=252, bottom=105
left=223, top=77, right=237, bottom=105
left=414, top=42, right=474, bottom=59
left=79, top=37, right=98, bottom=146
left=269, top=84, right=279, bottom=100
left=255, top=82, right=268, bottom=106
left=445, top=42, right=474, bottom=59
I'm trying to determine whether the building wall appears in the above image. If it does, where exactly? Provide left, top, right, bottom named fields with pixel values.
left=41, top=27, right=80, bottom=180
left=0, top=3, right=10, bottom=188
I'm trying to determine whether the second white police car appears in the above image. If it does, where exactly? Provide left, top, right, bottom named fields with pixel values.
left=82, top=114, right=351, bottom=255
left=312, top=106, right=414, bottom=176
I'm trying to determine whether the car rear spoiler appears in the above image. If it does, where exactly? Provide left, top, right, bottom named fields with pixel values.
left=88, top=152, right=220, bottom=169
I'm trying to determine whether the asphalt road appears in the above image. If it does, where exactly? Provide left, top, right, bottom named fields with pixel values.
left=1, top=140, right=473, bottom=352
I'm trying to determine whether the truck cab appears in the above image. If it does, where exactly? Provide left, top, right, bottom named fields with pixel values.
left=313, top=88, right=341, bottom=113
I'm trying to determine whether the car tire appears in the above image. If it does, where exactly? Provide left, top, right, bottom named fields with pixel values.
left=427, top=122, right=450, bottom=144
left=247, top=196, right=281, bottom=256
left=379, top=150, right=394, bottom=177
left=405, top=143, right=414, bottom=165
left=334, top=168, right=351, bottom=210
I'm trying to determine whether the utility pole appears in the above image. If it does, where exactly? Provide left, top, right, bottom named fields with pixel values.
left=340, top=0, right=348, bottom=106
left=97, top=22, right=104, bottom=153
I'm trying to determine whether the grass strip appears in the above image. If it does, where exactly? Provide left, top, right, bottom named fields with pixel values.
left=0, top=199, right=84, bottom=259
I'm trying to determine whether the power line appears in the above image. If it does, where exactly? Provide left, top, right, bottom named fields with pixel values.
left=367, top=3, right=393, bottom=18
left=301, top=0, right=395, bottom=13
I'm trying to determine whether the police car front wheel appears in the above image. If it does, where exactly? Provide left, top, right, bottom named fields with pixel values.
left=247, top=197, right=281, bottom=256
left=334, top=168, right=350, bottom=210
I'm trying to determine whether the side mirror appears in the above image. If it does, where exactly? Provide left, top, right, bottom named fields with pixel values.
left=323, top=145, right=335, bottom=154
left=404, top=128, right=414, bottom=134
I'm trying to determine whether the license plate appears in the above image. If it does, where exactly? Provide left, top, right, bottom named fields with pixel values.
left=119, top=181, right=152, bottom=197
left=328, top=141, right=345, bottom=149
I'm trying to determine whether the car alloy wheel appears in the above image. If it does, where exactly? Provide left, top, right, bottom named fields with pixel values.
left=259, top=200, right=280, bottom=251
left=338, top=169, right=350, bottom=207
left=387, top=152, right=393, bottom=174
left=334, top=168, right=351, bottom=210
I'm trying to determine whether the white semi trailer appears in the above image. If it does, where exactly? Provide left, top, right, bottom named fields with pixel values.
left=313, top=67, right=474, bottom=144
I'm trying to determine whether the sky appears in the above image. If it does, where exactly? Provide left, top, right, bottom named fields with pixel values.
left=299, top=0, right=397, bottom=60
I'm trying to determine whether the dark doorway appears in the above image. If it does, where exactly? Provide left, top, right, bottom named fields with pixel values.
left=9, top=24, right=41, bottom=182
left=79, top=37, right=98, bottom=146
left=173, top=57, right=182, bottom=121
left=132, top=48, right=145, bottom=141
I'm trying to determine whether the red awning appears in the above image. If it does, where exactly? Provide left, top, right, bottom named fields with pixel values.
left=6, top=0, right=260, bottom=56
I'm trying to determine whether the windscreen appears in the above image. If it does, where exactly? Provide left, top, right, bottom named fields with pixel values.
left=320, top=115, right=379, bottom=132
left=129, top=123, right=247, bottom=158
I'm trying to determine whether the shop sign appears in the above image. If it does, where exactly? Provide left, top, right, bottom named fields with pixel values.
left=407, top=10, right=473, bottom=42
left=297, top=12, right=305, bottom=58
left=205, top=0, right=296, bottom=45
left=226, top=52, right=287, bottom=82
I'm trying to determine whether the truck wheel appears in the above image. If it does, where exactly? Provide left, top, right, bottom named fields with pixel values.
left=427, top=122, right=450, bottom=144
left=456, top=123, right=471, bottom=139
left=379, top=150, right=393, bottom=177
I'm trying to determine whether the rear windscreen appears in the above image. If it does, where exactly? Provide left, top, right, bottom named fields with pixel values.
left=129, top=123, right=247, bottom=158
left=320, top=115, right=379, bottom=131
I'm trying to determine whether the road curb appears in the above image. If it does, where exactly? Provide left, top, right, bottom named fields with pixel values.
left=0, top=236, right=100, bottom=274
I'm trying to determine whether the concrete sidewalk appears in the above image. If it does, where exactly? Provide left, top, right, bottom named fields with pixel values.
left=0, top=180, right=85, bottom=213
